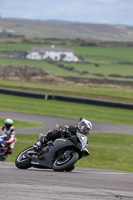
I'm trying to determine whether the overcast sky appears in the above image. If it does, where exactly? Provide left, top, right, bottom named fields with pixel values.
left=0, top=0, right=133, bottom=26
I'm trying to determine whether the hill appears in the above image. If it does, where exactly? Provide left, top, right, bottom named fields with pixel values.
left=0, top=18, right=133, bottom=41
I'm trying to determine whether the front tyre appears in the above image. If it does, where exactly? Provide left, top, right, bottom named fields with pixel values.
left=15, top=146, right=34, bottom=169
left=52, top=152, right=79, bottom=172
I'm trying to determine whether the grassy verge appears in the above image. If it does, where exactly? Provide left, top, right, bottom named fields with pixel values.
left=0, top=117, right=43, bottom=128
left=0, top=41, right=133, bottom=103
left=6, top=133, right=133, bottom=172
left=6, top=134, right=38, bottom=162
left=76, top=146, right=133, bottom=171
left=0, top=79, right=133, bottom=103
left=1, top=93, right=132, bottom=171
left=77, top=133, right=133, bottom=171
left=0, top=93, right=133, bottom=126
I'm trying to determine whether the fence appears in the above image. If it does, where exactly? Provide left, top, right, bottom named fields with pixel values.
left=0, top=88, right=133, bottom=109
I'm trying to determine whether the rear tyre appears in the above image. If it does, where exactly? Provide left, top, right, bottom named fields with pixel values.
left=15, top=146, right=34, bottom=169
left=52, top=152, right=79, bottom=172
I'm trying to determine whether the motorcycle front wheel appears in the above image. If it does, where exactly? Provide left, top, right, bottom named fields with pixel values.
left=15, top=146, right=34, bottom=169
left=52, top=152, right=79, bottom=172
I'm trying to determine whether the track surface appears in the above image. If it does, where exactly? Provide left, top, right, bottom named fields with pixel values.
left=1, top=110, right=133, bottom=135
left=0, top=162, right=133, bottom=200
left=0, top=110, right=133, bottom=200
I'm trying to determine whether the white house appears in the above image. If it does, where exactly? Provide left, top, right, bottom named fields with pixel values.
left=0, top=27, right=14, bottom=36
left=26, top=46, right=79, bottom=62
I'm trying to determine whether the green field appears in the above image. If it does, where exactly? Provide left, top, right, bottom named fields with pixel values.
left=0, top=37, right=133, bottom=103
left=0, top=56, right=133, bottom=80
left=0, top=93, right=133, bottom=171
left=0, top=37, right=133, bottom=171
left=0, top=93, right=133, bottom=125
left=0, top=79, right=133, bottom=104
left=0, top=117, right=43, bottom=128
left=1, top=43, right=133, bottom=62
left=0, top=42, right=133, bottom=76
left=5, top=133, right=133, bottom=172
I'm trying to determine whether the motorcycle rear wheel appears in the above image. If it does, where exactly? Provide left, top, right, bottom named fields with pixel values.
left=52, top=152, right=79, bottom=172
left=15, top=146, right=34, bottom=169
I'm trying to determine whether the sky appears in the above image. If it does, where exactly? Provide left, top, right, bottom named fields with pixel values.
left=0, top=0, right=133, bottom=26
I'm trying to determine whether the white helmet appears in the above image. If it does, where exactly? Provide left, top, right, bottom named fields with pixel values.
left=4, top=118, right=13, bottom=128
left=78, top=118, right=92, bottom=135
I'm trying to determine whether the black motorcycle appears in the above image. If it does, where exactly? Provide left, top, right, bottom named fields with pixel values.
left=15, top=132, right=89, bottom=172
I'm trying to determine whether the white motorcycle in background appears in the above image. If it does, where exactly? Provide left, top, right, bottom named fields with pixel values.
left=0, top=131, right=8, bottom=161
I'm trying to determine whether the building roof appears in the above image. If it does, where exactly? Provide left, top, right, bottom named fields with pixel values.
left=30, top=46, right=74, bottom=53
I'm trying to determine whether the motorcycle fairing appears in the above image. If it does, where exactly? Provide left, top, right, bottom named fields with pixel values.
left=31, top=153, right=53, bottom=168
left=31, top=138, right=78, bottom=168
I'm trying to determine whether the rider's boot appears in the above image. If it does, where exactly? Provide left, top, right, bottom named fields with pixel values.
left=33, top=136, right=48, bottom=151
left=6, top=148, right=13, bottom=154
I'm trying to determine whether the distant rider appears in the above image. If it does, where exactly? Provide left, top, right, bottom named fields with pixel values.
left=34, top=118, right=92, bottom=151
left=0, top=119, right=16, bottom=155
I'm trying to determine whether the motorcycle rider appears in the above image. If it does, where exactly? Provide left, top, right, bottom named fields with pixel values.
left=0, top=119, right=16, bottom=155
left=34, top=118, right=92, bottom=151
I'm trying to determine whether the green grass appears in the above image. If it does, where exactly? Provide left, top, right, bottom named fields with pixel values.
left=74, top=46, right=133, bottom=62
left=0, top=57, right=79, bottom=77
left=0, top=117, right=43, bottom=128
left=0, top=55, right=133, bottom=78
left=1, top=38, right=133, bottom=171
left=76, top=133, right=133, bottom=171
left=65, top=62, right=133, bottom=77
left=6, top=133, right=38, bottom=162
left=0, top=79, right=133, bottom=103
left=1, top=43, right=133, bottom=62
left=88, top=133, right=133, bottom=147
left=0, top=93, right=133, bottom=126
left=6, top=133, right=133, bottom=172
left=1, top=93, right=132, bottom=172
left=0, top=79, right=133, bottom=104
left=0, top=43, right=133, bottom=79
left=0, top=41, right=133, bottom=104
left=76, top=146, right=133, bottom=171
left=0, top=43, right=35, bottom=51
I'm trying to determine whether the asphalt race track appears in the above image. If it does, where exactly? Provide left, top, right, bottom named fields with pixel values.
left=1, top=110, right=133, bottom=135
left=0, top=162, right=133, bottom=200
left=0, top=110, right=133, bottom=200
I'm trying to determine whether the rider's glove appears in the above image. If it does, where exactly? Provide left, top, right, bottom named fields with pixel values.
left=59, top=126, right=71, bottom=137
left=38, top=134, right=47, bottom=144
left=59, top=126, right=68, bottom=135
left=41, top=137, right=48, bottom=144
